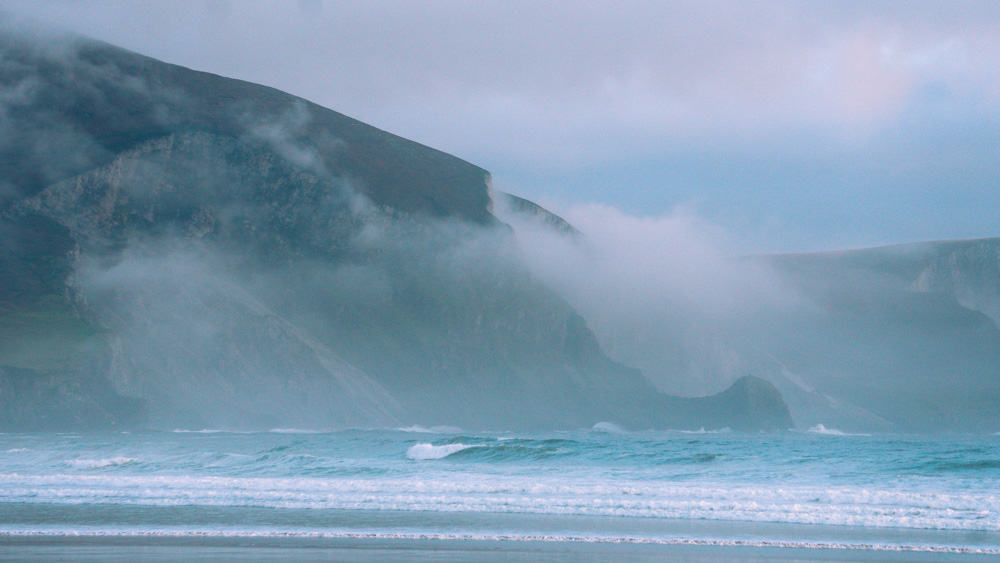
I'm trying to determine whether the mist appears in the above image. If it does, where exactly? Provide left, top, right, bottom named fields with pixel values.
left=61, top=189, right=618, bottom=430
left=0, top=25, right=610, bottom=430
left=500, top=194, right=1000, bottom=432
left=2, top=13, right=998, bottom=434
left=5, top=7, right=1000, bottom=556
left=498, top=198, right=796, bottom=395
left=7, top=1, right=1000, bottom=252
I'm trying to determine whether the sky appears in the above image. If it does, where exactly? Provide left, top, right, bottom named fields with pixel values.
left=6, top=0, right=1000, bottom=252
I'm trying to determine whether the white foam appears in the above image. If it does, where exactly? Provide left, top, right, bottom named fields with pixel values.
left=171, top=429, right=261, bottom=434
left=406, top=443, right=475, bottom=460
left=808, top=424, right=845, bottom=435
left=0, top=527, right=996, bottom=555
left=1, top=472, right=997, bottom=532
left=674, top=427, right=731, bottom=434
left=807, top=424, right=868, bottom=436
left=591, top=422, right=626, bottom=434
left=65, top=457, right=138, bottom=469
left=396, top=425, right=462, bottom=434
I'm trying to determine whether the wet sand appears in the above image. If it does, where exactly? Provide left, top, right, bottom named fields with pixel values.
left=2, top=534, right=998, bottom=562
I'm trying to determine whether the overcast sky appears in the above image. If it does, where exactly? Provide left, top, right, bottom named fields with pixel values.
left=7, top=0, right=1000, bottom=252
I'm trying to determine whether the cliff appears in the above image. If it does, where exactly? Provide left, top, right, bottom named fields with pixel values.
left=0, top=25, right=792, bottom=431
left=759, top=239, right=1000, bottom=432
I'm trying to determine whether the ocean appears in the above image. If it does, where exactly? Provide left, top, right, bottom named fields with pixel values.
left=1, top=426, right=998, bottom=559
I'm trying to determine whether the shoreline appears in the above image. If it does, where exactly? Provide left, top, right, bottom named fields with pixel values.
left=2, top=533, right=999, bottom=562
left=2, top=503, right=999, bottom=558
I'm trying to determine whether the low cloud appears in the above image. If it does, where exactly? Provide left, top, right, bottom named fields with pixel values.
left=6, top=2, right=1000, bottom=250
left=7, top=1, right=1000, bottom=165
left=499, top=197, right=802, bottom=395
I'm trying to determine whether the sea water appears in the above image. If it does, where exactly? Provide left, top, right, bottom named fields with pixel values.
left=0, top=426, right=998, bottom=554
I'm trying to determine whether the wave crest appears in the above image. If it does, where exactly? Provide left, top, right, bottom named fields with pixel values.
left=808, top=424, right=846, bottom=436
left=591, top=422, right=627, bottom=434
left=406, top=443, right=475, bottom=460
left=66, top=457, right=138, bottom=469
left=397, top=425, right=462, bottom=434
left=806, top=424, right=870, bottom=436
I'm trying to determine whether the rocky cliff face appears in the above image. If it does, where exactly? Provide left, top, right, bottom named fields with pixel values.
left=910, top=239, right=1000, bottom=329
left=787, top=240, right=1000, bottom=432
left=731, top=241, right=1000, bottom=433
left=0, top=25, right=792, bottom=431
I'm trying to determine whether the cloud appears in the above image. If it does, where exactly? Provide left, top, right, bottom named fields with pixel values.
left=243, top=101, right=335, bottom=175
left=6, top=1, right=1000, bottom=250
left=8, top=1, right=1000, bottom=164
left=498, top=197, right=802, bottom=394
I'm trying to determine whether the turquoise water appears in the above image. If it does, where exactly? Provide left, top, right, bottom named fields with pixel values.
left=1, top=427, right=998, bottom=553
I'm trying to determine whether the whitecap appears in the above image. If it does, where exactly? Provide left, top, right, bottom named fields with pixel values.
left=66, top=457, right=138, bottom=469
left=591, top=422, right=626, bottom=434
left=673, top=427, right=731, bottom=435
left=808, top=424, right=845, bottom=435
left=396, top=425, right=462, bottom=434
left=406, top=443, right=474, bottom=460
left=807, top=424, right=868, bottom=436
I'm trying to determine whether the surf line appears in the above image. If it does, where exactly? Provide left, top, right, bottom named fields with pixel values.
left=0, top=530, right=996, bottom=555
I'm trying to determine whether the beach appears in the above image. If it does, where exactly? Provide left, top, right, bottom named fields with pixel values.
left=1, top=428, right=997, bottom=561
left=3, top=533, right=1000, bottom=562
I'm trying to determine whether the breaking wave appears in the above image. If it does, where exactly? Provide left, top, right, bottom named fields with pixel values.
left=396, top=425, right=463, bottom=434
left=806, top=424, right=869, bottom=436
left=591, top=422, right=627, bottom=434
left=65, top=457, right=138, bottom=469
left=2, top=428, right=998, bottom=542
left=1, top=471, right=997, bottom=532
left=406, top=443, right=476, bottom=460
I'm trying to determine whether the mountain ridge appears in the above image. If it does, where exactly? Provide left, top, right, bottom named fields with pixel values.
left=0, top=25, right=793, bottom=432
